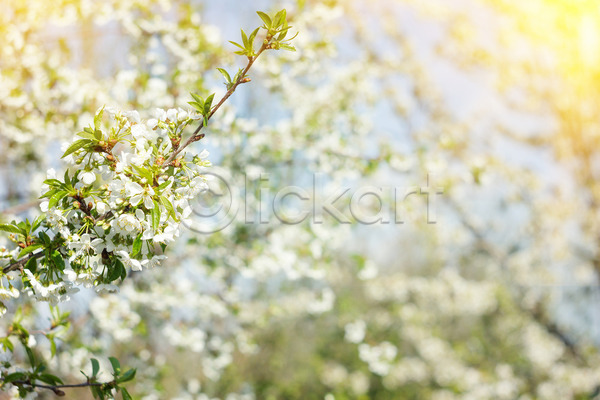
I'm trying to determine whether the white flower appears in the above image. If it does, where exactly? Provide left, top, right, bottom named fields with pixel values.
left=126, top=181, right=145, bottom=205
left=104, top=107, right=119, bottom=117
left=46, top=168, right=57, bottom=179
left=175, top=176, right=208, bottom=197
left=68, top=233, right=104, bottom=260
left=96, top=202, right=109, bottom=214
left=131, top=146, right=153, bottom=166
left=141, top=255, right=167, bottom=269
left=95, top=284, right=119, bottom=294
left=117, top=250, right=143, bottom=271
left=147, top=118, right=159, bottom=129
left=198, top=149, right=210, bottom=159
left=123, top=110, right=140, bottom=123
left=24, top=270, right=79, bottom=304
left=65, top=268, right=97, bottom=288
left=358, top=342, right=397, bottom=376
left=177, top=109, right=189, bottom=121
left=113, top=213, right=142, bottom=235
left=79, top=171, right=96, bottom=185
left=345, top=320, right=367, bottom=344
left=152, top=108, right=167, bottom=121
left=46, top=208, right=67, bottom=227
left=0, top=286, right=19, bottom=300
left=142, top=187, right=156, bottom=209
left=166, top=108, right=178, bottom=121
left=131, top=123, right=148, bottom=139
left=108, top=177, right=126, bottom=198
left=153, top=222, right=179, bottom=244
left=115, top=150, right=135, bottom=172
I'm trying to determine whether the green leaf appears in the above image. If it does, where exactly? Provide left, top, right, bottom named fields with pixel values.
left=61, top=139, right=92, bottom=159
left=43, top=179, right=64, bottom=187
left=121, top=388, right=133, bottom=400
left=38, top=231, right=51, bottom=246
left=94, top=106, right=105, bottom=130
left=190, top=93, right=204, bottom=105
left=91, top=358, right=100, bottom=377
left=17, top=221, right=28, bottom=232
left=109, top=357, right=121, bottom=375
left=157, top=180, right=171, bottom=190
left=77, top=130, right=97, bottom=140
left=132, top=165, right=153, bottom=182
left=159, top=196, right=176, bottom=220
left=228, top=41, right=245, bottom=50
left=233, top=68, right=244, bottom=83
left=257, top=11, right=272, bottom=28
left=48, top=190, right=68, bottom=209
left=49, top=337, right=57, bottom=358
left=117, top=368, right=136, bottom=383
left=131, top=233, right=142, bottom=258
left=37, top=373, right=63, bottom=386
left=187, top=101, right=202, bottom=112
left=279, top=43, right=296, bottom=52
left=92, top=385, right=104, bottom=399
left=25, top=256, right=37, bottom=273
left=277, top=23, right=291, bottom=40
left=64, top=169, right=71, bottom=185
left=52, top=250, right=65, bottom=271
left=204, top=93, right=215, bottom=115
left=25, top=347, right=35, bottom=367
left=18, top=244, right=43, bottom=259
left=31, top=215, right=45, bottom=232
left=274, top=9, right=287, bottom=28
left=0, top=224, right=22, bottom=234
left=4, top=372, right=26, bottom=383
left=117, top=258, right=127, bottom=281
left=40, top=188, right=59, bottom=199
left=283, top=31, right=299, bottom=43
left=241, top=28, right=249, bottom=47
left=217, top=68, right=231, bottom=84
left=152, top=202, right=160, bottom=230
left=248, top=27, right=260, bottom=51
left=2, top=337, right=14, bottom=352
left=107, top=261, right=122, bottom=282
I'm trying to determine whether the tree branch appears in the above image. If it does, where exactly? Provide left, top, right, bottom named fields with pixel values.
left=164, top=42, right=269, bottom=166
left=0, top=200, right=42, bottom=216
left=443, top=197, right=587, bottom=363
left=5, top=378, right=112, bottom=397
left=2, top=251, right=44, bottom=274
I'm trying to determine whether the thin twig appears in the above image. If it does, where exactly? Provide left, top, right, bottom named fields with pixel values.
left=443, top=197, right=586, bottom=362
left=0, top=200, right=42, bottom=216
left=2, top=251, right=44, bottom=274
left=6, top=378, right=111, bottom=397
left=164, top=42, right=269, bottom=166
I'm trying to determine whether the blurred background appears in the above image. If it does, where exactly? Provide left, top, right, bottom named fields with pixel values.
left=2, top=0, right=600, bottom=399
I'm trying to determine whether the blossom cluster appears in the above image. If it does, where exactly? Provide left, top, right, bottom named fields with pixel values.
left=2, top=107, right=210, bottom=306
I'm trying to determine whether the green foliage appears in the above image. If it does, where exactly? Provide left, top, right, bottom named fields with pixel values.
left=228, top=8, right=297, bottom=58
left=0, top=7, right=298, bottom=397
left=188, top=92, right=215, bottom=126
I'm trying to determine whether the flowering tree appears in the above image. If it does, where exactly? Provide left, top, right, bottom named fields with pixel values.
left=1, top=1, right=600, bottom=399
left=0, top=5, right=296, bottom=398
